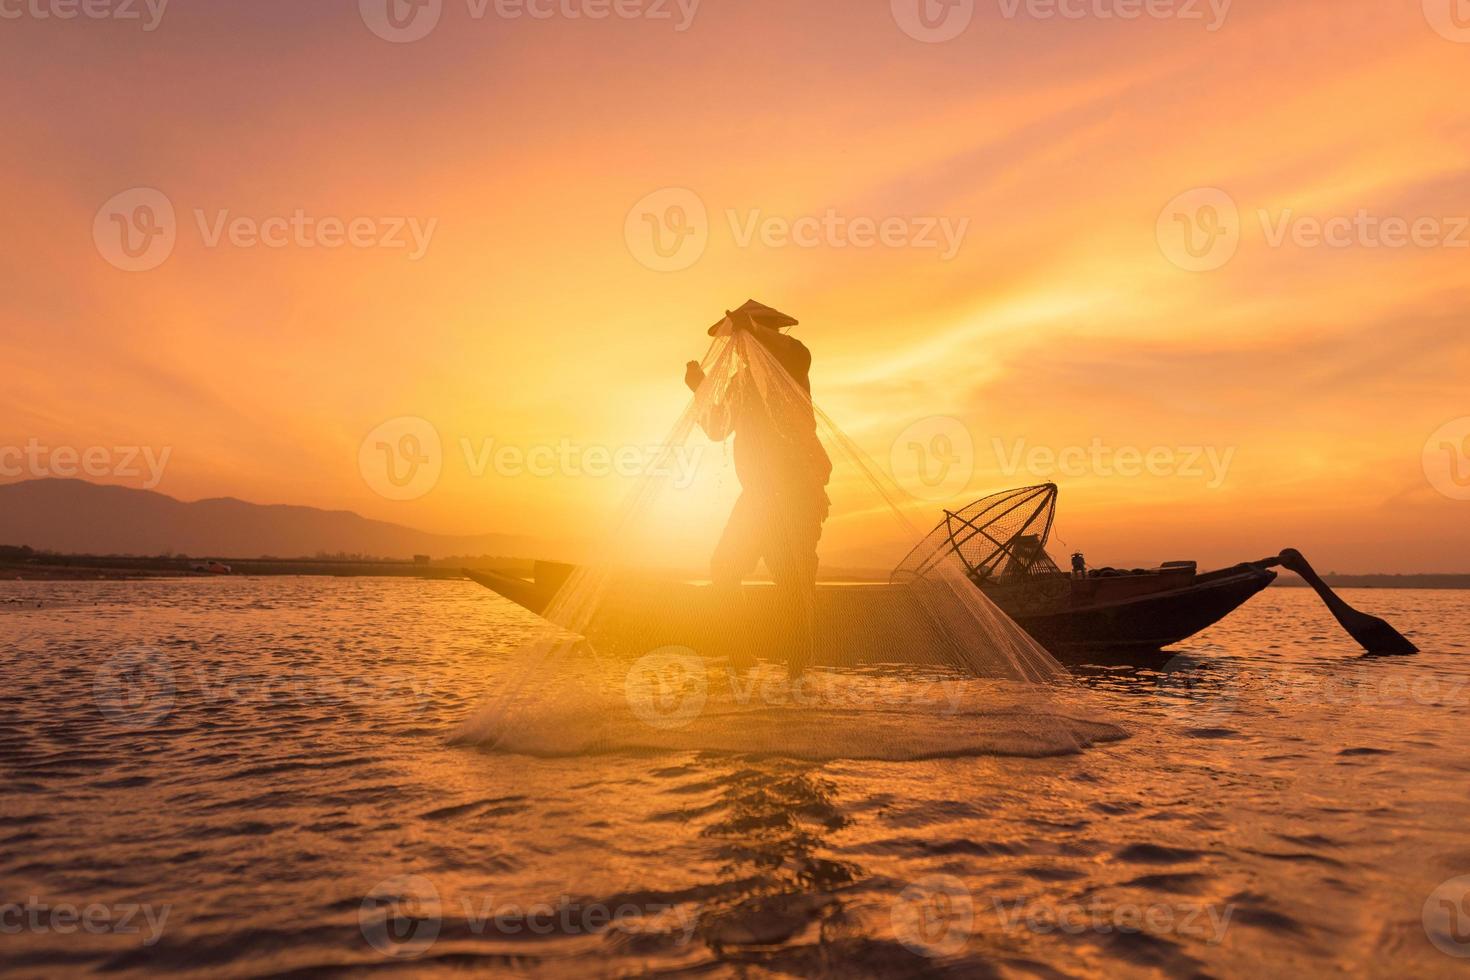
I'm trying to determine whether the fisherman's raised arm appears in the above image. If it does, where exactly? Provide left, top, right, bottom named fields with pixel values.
left=686, top=359, right=734, bottom=440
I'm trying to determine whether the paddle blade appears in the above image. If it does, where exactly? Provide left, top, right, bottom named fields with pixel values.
left=1276, top=549, right=1418, bottom=655
left=1347, top=614, right=1419, bottom=656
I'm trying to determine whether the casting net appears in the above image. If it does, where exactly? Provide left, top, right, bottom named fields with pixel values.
left=893, top=484, right=1063, bottom=586
left=454, top=314, right=1122, bottom=759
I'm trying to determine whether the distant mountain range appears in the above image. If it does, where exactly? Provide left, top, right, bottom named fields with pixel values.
left=0, top=479, right=545, bottom=560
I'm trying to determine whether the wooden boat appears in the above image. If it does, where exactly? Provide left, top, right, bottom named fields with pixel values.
left=463, top=559, right=1274, bottom=661
left=463, top=485, right=1277, bottom=660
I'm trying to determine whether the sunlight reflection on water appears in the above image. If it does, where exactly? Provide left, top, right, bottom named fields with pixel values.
left=1, top=577, right=1466, bottom=977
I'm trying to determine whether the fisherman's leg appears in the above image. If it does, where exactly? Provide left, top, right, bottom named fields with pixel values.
left=711, top=494, right=764, bottom=669
left=711, top=493, right=763, bottom=593
left=765, top=498, right=825, bottom=676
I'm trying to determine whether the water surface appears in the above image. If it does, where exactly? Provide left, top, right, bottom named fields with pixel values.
left=1, top=578, right=1466, bottom=977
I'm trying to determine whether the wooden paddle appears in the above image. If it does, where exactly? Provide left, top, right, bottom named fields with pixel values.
left=1259, top=548, right=1418, bottom=655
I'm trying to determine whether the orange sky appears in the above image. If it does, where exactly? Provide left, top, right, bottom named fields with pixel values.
left=2, top=0, right=1468, bottom=571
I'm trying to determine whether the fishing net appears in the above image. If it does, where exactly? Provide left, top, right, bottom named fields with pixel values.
left=893, top=483, right=1077, bottom=619
left=894, top=484, right=1062, bottom=587
left=454, top=313, right=1122, bottom=759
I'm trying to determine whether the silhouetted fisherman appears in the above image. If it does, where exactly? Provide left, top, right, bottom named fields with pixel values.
left=684, top=300, right=832, bottom=673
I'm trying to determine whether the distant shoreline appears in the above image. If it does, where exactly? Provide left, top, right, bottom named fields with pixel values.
left=0, top=554, right=531, bottom=582
left=2, top=553, right=1468, bottom=589
left=1269, top=574, right=1470, bottom=590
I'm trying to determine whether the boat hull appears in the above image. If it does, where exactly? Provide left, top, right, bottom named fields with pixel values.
left=462, top=568, right=950, bottom=667
left=463, top=560, right=1275, bottom=661
left=1005, top=565, right=1276, bottom=653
